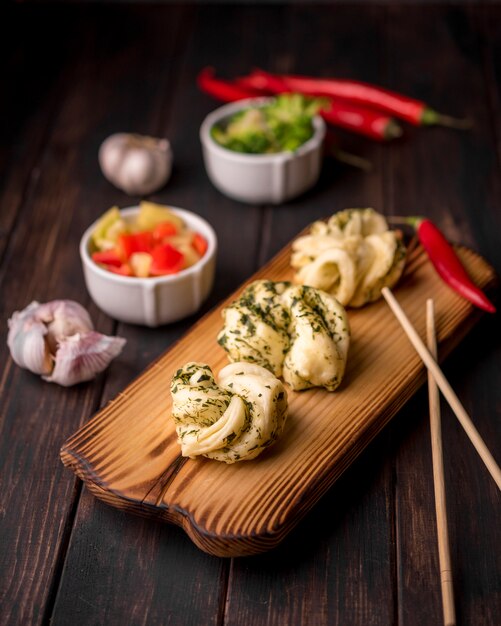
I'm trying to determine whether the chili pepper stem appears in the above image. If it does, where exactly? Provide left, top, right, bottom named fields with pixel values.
left=384, top=119, right=404, bottom=140
left=421, top=108, right=473, bottom=130
left=386, top=215, right=423, bottom=228
left=333, top=149, right=373, bottom=172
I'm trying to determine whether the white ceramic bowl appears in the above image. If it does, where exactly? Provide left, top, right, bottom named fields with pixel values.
left=200, top=98, right=326, bottom=205
left=80, top=206, right=217, bottom=327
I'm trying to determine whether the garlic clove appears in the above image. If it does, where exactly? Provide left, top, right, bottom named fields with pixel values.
left=43, top=331, right=126, bottom=387
left=7, top=301, right=53, bottom=375
left=36, top=300, right=94, bottom=353
left=98, top=132, right=173, bottom=196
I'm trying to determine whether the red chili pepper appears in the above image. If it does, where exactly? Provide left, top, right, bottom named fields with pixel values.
left=321, top=99, right=402, bottom=141
left=397, top=216, right=495, bottom=313
left=238, top=72, right=402, bottom=141
left=197, top=67, right=263, bottom=103
left=198, top=67, right=402, bottom=141
left=237, top=71, right=287, bottom=95
left=241, top=69, right=470, bottom=129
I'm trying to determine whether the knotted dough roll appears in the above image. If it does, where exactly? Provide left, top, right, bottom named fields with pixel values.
left=217, top=280, right=350, bottom=392
left=171, top=362, right=288, bottom=463
left=291, top=208, right=406, bottom=307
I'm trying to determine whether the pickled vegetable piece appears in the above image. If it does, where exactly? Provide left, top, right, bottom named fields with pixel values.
left=136, top=201, right=184, bottom=231
left=91, top=250, right=122, bottom=267
left=91, top=206, right=128, bottom=251
left=150, top=244, right=184, bottom=275
left=118, top=231, right=153, bottom=260
left=89, top=204, right=207, bottom=278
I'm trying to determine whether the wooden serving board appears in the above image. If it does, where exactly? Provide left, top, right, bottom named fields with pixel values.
left=61, top=238, right=496, bottom=557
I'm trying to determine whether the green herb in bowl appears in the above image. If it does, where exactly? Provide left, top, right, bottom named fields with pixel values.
left=210, top=94, right=324, bottom=154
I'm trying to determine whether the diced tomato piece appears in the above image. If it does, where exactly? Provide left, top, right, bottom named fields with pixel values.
left=92, top=250, right=122, bottom=267
left=107, top=263, right=133, bottom=276
left=118, top=231, right=153, bottom=260
left=152, top=221, right=178, bottom=241
left=192, top=233, right=208, bottom=257
left=150, top=244, right=184, bottom=276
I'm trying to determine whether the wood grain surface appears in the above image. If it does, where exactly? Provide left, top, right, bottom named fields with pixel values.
left=2, top=3, right=501, bottom=625
left=61, top=239, right=496, bottom=556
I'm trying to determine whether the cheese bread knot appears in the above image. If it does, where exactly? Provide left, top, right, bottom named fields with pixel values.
left=171, top=362, right=287, bottom=463
left=291, top=208, right=406, bottom=307
left=217, top=280, right=350, bottom=392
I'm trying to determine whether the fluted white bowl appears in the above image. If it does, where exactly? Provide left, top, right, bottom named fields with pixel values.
left=200, top=98, right=326, bottom=205
left=80, top=206, right=217, bottom=327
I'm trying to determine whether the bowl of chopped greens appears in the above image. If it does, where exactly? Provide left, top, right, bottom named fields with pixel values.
left=200, top=95, right=326, bottom=204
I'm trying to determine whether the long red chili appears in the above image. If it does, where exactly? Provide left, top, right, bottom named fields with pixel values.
left=399, top=217, right=495, bottom=313
left=197, top=68, right=373, bottom=168
left=321, top=100, right=401, bottom=141
left=199, top=67, right=399, bottom=141
left=237, top=72, right=402, bottom=141
left=240, top=69, right=470, bottom=128
left=197, top=67, right=263, bottom=102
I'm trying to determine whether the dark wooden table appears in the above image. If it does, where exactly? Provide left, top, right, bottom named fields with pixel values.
left=1, top=3, right=500, bottom=625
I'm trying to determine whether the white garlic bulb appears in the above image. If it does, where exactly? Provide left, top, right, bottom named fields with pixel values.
left=98, top=133, right=173, bottom=196
left=7, top=300, right=126, bottom=387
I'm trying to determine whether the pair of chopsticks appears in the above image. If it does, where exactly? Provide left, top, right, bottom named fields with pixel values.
left=381, top=287, right=501, bottom=626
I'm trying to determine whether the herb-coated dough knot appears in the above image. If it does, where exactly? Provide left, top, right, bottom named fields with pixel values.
left=217, top=280, right=350, bottom=392
left=171, top=362, right=288, bottom=464
left=291, top=208, right=407, bottom=307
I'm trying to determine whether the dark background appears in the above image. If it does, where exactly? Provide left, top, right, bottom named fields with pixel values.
left=1, top=2, right=500, bottom=625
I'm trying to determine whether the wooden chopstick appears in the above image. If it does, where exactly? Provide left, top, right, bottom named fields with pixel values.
left=381, top=287, right=501, bottom=491
left=427, top=299, right=456, bottom=626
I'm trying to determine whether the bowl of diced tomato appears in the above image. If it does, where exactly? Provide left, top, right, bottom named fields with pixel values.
left=80, top=202, right=217, bottom=326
